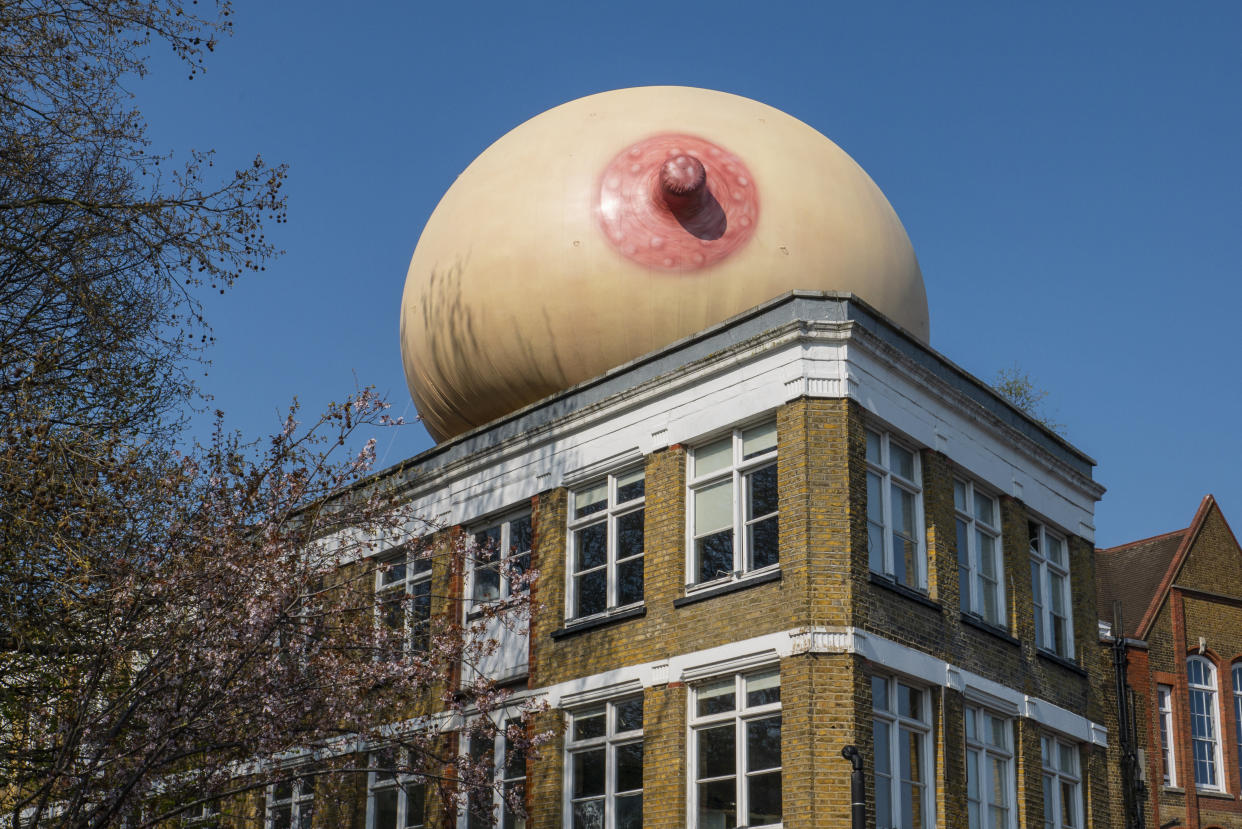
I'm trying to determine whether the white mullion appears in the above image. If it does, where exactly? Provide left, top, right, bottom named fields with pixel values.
left=732, top=462, right=744, bottom=573
left=606, top=475, right=617, bottom=610
left=734, top=674, right=747, bottom=821
left=498, top=521, right=510, bottom=602
left=872, top=435, right=889, bottom=576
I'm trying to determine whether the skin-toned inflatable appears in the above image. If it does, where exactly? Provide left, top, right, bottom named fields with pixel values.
left=401, top=86, right=927, bottom=442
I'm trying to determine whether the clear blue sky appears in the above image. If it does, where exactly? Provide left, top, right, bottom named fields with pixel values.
left=140, top=2, right=1241, bottom=548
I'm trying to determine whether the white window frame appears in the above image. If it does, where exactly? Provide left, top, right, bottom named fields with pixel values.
left=468, top=512, right=532, bottom=610
left=564, top=696, right=644, bottom=829
left=1234, top=664, right=1242, bottom=792
left=964, top=705, right=1016, bottom=829
left=367, top=749, right=427, bottom=829
left=954, top=477, right=1005, bottom=628
left=689, top=668, right=782, bottom=829
left=685, top=421, right=779, bottom=587
left=1040, top=735, right=1082, bottom=829
left=567, top=467, right=646, bottom=621
left=461, top=722, right=527, bottom=829
left=1157, top=684, right=1177, bottom=787
left=871, top=674, right=934, bottom=829
left=1187, top=655, right=1224, bottom=791
left=375, top=547, right=433, bottom=659
left=866, top=429, right=926, bottom=590
left=1029, top=521, right=1074, bottom=659
left=266, top=775, right=315, bottom=829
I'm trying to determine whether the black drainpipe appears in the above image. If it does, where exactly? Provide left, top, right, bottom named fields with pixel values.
left=841, top=745, right=866, bottom=829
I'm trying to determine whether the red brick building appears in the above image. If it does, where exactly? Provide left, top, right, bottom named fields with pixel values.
left=1098, top=496, right=1242, bottom=829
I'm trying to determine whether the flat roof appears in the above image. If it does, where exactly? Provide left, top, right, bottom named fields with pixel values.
left=375, top=291, right=1096, bottom=492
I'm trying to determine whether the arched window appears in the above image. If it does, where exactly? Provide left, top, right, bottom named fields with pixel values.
left=1233, top=663, right=1242, bottom=791
left=1188, top=656, right=1223, bottom=790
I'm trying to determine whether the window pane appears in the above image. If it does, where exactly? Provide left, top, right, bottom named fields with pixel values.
left=695, top=480, right=733, bottom=535
left=746, top=671, right=780, bottom=707
left=574, top=524, right=607, bottom=570
left=981, top=580, right=999, bottom=626
left=1030, top=560, right=1045, bottom=649
left=271, top=805, right=292, bottom=829
left=574, top=482, right=608, bottom=517
left=954, top=479, right=967, bottom=512
left=874, top=720, right=892, bottom=776
left=616, top=741, right=643, bottom=792
left=572, top=800, right=603, bottom=829
left=866, top=430, right=882, bottom=464
left=405, top=784, right=425, bottom=828
left=698, top=679, right=736, bottom=716
left=742, top=421, right=777, bottom=459
left=615, top=793, right=642, bottom=829
left=576, top=569, right=606, bottom=617
left=747, top=771, right=782, bottom=825
left=697, top=531, right=734, bottom=582
left=374, top=788, right=398, bottom=829
left=890, top=443, right=915, bottom=480
left=749, top=516, right=779, bottom=570
left=574, top=710, right=606, bottom=741
left=1059, top=743, right=1077, bottom=774
left=747, top=716, right=781, bottom=771
left=990, top=756, right=1009, bottom=805
left=978, top=533, right=995, bottom=578
left=698, top=724, right=736, bottom=779
left=616, top=468, right=645, bottom=503
left=876, top=766, right=893, bottom=829
left=616, top=697, right=644, bottom=732
left=973, top=491, right=994, bottom=526
left=696, top=437, right=733, bottom=477
left=871, top=676, right=890, bottom=712
left=380, top=596, right=403, bottom=632
left=511, top=516, right=532, bottom=555
left=988, top=717, right=1008, bottom=750
left=1047, top=534, right=1065, bottom=567
left=898, top=685, right=922, bottom=720
left=698, top=779, right=737, bottom=828
left=867, top=471, right=884, bottom=523
left=573, top=748, right=606, bottom=797
left=747, top=464, right=778, bottom=518
left=617, top=509, right=644, bottom=559
left=472, top=565, right=500, bottom=604
left=956, top=518, right=970, bottom=571
left=1060, top=780, right=1076, bottom=827
left=474, top=527, right=501, bottom=564
left=901, top=728, right=923, bottom=783
left=382, top=560, right=406, bottom=585
left=892, top=486, right=916, bottom=537
left=616, top=557, right=644, bottom=607
left=900, top=780, right=921, bottom=829
left=374, top=750, right=397, bottom=781
left=869, top=520, right=885, bottom=574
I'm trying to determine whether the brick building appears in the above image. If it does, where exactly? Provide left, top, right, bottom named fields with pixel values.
left=285, top=87, right=1125, bottom=828
left=1097, top=495, right=1242, bottom=829
left=320, top=288, right=1113, bottom=829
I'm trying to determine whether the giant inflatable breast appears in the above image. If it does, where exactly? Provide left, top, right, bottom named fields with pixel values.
left=401, top=86, right=927, bottom=442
